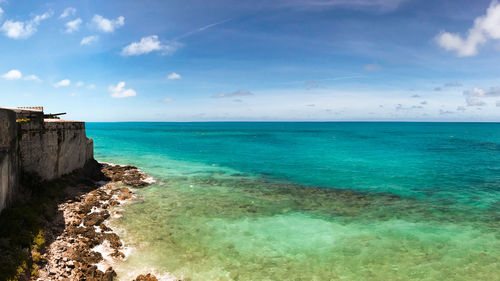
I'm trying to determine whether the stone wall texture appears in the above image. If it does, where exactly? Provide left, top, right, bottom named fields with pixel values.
left=0, top=108, right=19, bottom=212
left=0, top=108, right=94, bottom=213
left=19, top=121, right=93, bottom=180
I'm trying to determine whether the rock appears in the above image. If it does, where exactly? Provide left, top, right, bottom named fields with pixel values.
left=116, top=188, right=133, bottom=200
left=134, top=273, right=159, bottom=281
left=84, top=211, right=110, bottom=227
left=103, top=267, right=117, bottom=281
left=104, top=233, right=122, bottom=249
left=102, top=164, right=152, bottom=187
left=32, top=162, right=156, bottom=281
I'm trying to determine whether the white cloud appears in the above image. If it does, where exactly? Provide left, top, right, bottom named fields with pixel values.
left=465, top=97, right=487, bottom=106
left=59, top=7, right=76, bottom=19
left=213, top=90, right=254, bottom=98
left=54, top=79, right=71, bottom=87
left=80, top=35, right=98, bottom=46
left=436, top=1, right=500, bottom=56
left=1, top=70, right=42, bottom=81
left=462, top=86, right=500, bottom=106
left=167, top=72, right=181, bottom=80
left=161, top=97, right=174, bottom=103
left=65, top=18, right=82, bottom=33
left=463, top=87, right=500, bottom=97
left=121, top=35, right=181, bottom=56
left=2, top=69, right=22, bottom=80
left=87, top=84, right=96, bottom=90
left=24, top=74, right=42, bottom=82
left=108, top=81, right=136, bottom=98
left=496, top=100, right=500, bottom=106
left=75, top=81, right=84, bottom=87
left=91, top=15, right=124, bottom=33
left=1, top=11, right=52, bottom=39
left=0, top=7, right=3, bottom=18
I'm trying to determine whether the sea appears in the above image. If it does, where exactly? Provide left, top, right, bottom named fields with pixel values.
left=86, top=122, right=500, bottom=281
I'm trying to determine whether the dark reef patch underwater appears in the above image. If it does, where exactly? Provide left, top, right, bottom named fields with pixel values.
left=87, top=122, right=500, bottom=280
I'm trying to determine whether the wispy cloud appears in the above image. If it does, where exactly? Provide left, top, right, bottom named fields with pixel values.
left=59, top=7, right=76, bottom=19
left=54, top=79, right=70, bottom=87
left=463, top=87, right=500, bottom=97
left=436, top=1, right=500, bottom=56
left=175, top=19, right=232, bottom=40
left=24, top=74, right=41, bottom=82
left=108, top=81, right=136, bottom=98
left=213, top=90, right=254, bottom=98
left=281, top=75, right=365, bottom=87
left=439, top=109, right=455, bottom=115
left=81, top=35, right=98, bottom=46
left=1, top=10, right=53, bottom=39
left=161, top=97, right=174, bottom=103
left=167, top=72, right=182, bottom=80
left=444, top=82, right=462, bottom=87
left=91, top=15, right=125, bottom=33
left=462, top=87, right=499, bottom=106
left=465, top=98, right=487, bottom=107
left=121, top=35, right=181, bottom=56
left=65, top=18, right=82, bottom=33
left=305, top=80, right=323, bottom=89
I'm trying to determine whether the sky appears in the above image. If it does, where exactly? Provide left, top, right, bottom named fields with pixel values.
left=0, top=0, right=499, bottom=122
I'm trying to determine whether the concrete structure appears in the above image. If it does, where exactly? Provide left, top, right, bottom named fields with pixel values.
left=0, top=107, right=94, bottom=212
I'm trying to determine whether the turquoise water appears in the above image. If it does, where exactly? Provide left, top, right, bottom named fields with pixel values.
left=87, top=122, right=500, bottom=280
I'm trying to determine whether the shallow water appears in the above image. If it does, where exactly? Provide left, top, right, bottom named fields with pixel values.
left=87, top=122, right=500, bottom=280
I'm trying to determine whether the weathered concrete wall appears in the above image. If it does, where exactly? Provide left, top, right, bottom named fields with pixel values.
left=0, top=107, right=94, bottom=213
left=19, top=120, right=94, bottom=180
left=0, top=108, right=19, bottom=211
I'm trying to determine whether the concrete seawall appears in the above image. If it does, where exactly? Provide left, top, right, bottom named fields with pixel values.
left=0, top=107, right=94, bottom=212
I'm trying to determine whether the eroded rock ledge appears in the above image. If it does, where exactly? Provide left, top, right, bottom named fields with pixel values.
left=35, top=162, right=161, bottom=281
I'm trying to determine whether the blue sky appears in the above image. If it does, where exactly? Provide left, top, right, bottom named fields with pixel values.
left=0, top=0, right=499, bottom=121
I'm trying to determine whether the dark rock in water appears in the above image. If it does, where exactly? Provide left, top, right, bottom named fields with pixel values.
left=103, top=267, right=117, bottom=281
left=84, top=211, right=110, bottom=227
left=104, top=232, right=122, bottom=249
left=116, top=187, right=133, bottom=200
left=102, top=164, right=152, bottom=187
left=134, top=273, right=159, bottom=281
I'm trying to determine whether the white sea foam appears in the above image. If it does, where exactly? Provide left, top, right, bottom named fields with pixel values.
left=92, top=240, right=115, bottom=272
left=143, top=176, right=156, bottom=184
left=117, top=267, right=178, bottom=281
left=90, top=206, right=100, bottom=214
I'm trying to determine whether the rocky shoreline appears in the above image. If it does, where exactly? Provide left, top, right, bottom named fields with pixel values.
left=35, top=162, right=162, bottom=281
